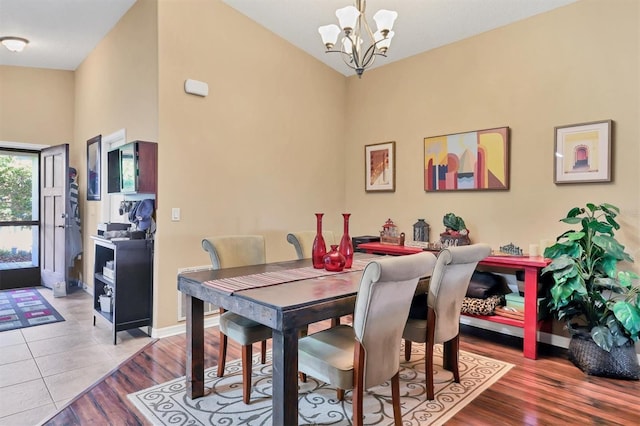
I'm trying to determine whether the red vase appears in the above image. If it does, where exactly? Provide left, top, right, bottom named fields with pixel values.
left=312, top=213, right=327, bottom=269
left=323, top=245, right=346, bottom=272
left=338, top=213, right=354, bottom=268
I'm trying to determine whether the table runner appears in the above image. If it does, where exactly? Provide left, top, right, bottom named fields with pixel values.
left=203, top=257, right=376, bottom=295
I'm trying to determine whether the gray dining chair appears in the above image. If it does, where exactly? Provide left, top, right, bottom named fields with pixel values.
left=403, top=243, right=492, bottom=400
left=286, top=230, right=335, bottom=260
left=201, top=235, right=273, bottom=404
left=298, top=251, right=437, bottom=425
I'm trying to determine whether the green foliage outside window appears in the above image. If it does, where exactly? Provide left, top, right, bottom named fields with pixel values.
left=0, top=155, right=33, bottom=221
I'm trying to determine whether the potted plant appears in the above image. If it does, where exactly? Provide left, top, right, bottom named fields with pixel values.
left=440, top=212, right=470, bottom=246
left=542, top=202, right=640, bottom=379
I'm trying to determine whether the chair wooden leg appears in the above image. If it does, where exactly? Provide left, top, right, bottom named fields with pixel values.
left=425, top=308, right=436, bottom=400
left=330, top=317, right=340, bottom=327
left=241, top=344, right=252, bottom=404
left=336, top=388, right=345, bottom=401
left=299, top=372, right=307, bottom=382
left=404, top=339, right=412, bottom=361
left=443, top=335, right=460, bottom=382
left=425, top=339, right=435, bottom=400
left=217, top=331, right=227, bottom=377
left=352, top=342, right=366, bottom=426
left=260, top=340, right=267, bottom=364
left=353, top=384, right=363, bottom=426
left=391, top=372, right=402, bottom=425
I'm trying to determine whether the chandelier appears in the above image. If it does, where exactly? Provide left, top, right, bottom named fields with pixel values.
left=318, top=0, right=397, bottom=78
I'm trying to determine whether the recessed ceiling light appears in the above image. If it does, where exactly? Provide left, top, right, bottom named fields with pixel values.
left=0, top=37, right=29, bottom=52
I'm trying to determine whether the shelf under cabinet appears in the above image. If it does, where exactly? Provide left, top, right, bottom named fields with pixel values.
left=94, top=273, right=114, bottom=285
left=91, top=236, right=153, bottom=344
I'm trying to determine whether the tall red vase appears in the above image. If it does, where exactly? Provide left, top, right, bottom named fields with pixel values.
left=338, top=213, right=354, bottom=268
left=312, top=213, right=327, bottom=269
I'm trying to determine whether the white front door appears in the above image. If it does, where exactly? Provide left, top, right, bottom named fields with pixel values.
left=40, top=144, right=69, bottom=289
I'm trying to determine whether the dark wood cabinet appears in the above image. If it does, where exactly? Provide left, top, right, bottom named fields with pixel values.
left=107, top=140, right=157, bottom=195
left=91, top=236, right=153, bottom=344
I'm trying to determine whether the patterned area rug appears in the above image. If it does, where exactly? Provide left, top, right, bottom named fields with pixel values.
left=0, top=287, right=65, bottom=332
left=128, top=344, right=513, bottom=425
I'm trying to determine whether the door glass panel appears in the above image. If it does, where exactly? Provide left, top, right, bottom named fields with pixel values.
left=0, top=150, right=39, bottom=271
left=0, top=225, right=38, bottom=268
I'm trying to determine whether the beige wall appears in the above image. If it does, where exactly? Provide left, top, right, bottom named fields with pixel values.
left=154, top=0, right=347, bottom=327
left=343, top=0, right=640, bottom=271
left=2, top=0, right=639, bottom=337
left=0, top=66, right=74, bottom=147
left=74, top=0, right=159, bottom=294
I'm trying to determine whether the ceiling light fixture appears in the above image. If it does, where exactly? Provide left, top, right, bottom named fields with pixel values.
left=318, top=0, right=397, bottom=78
left=0, top=36, right=29, bottom=53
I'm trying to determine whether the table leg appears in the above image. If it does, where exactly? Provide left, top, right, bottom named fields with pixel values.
left=523, top=267, right=539, bottom=359
left=186, top=295, right=205, bottom=398
left=271, top=327, right=299, bottom=426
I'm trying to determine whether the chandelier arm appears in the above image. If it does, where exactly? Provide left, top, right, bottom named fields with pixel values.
left=319, top=48, right=359, bottom=71
left=360, top=35, right=391, bottom=69
left=344, top=32, right=362, bottom=68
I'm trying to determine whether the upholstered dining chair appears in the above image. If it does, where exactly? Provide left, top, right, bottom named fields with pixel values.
left=201, top=235, right=273, bottom=404
left=403, top=243, right=491, bottom=400
left=298, top=252, right=437, bottom=425
left=286, top=230, right=335, bottom=260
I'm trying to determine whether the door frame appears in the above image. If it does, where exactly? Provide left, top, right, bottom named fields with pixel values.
left=0, top=147, right=41, bottom=290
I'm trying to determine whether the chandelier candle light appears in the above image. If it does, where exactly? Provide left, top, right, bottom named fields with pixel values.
left=318, top=0, right=397, bottom=78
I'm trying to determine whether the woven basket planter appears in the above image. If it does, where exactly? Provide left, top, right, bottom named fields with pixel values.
left=568, top=333, right=640, bottom=380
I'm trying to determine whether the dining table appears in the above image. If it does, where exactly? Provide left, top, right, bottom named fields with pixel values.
left=177, top=253, right=430, bottom=425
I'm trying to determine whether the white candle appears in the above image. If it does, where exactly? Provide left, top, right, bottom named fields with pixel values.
left=529, top=244, right=540, bottom=257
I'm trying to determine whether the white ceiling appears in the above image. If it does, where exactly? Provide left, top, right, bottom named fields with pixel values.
left=0, top=0, right=136, bottom=70
left=0, top=0, right=577, bottom=74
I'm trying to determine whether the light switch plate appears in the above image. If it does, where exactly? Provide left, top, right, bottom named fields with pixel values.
left=171, top=208, right=180, bottom=221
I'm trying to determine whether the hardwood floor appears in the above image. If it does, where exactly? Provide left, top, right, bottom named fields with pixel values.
left=43, top=322, right=640, bottom=425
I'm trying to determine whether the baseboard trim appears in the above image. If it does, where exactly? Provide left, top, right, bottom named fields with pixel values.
left=152, top=316, right=221, bottom=339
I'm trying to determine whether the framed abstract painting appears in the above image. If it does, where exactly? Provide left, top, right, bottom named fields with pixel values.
left=365, top=141, right=395, bottom=192
left=424, top=127, right=510, bottom=192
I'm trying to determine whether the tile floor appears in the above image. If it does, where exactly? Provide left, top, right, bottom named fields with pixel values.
left=0, top=287, right=152, bottom=426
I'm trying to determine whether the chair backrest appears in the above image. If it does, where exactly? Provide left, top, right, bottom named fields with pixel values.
left=353, top=251, right=437, bottom=388
left=429, top=243, right=492, bottom=343
left=202, top=235, right=266, bottom=270
left=286, top=231, right=335, bottom=260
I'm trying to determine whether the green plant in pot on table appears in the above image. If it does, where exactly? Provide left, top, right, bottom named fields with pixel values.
left=542, top=203, right=640, bottom=379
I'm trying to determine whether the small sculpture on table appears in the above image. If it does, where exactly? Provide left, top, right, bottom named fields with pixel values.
left=439, top=212, right=470, bottom=247
left=499, top=243, right=524, bottom=256
left=380, top=218, right=405, bottom=246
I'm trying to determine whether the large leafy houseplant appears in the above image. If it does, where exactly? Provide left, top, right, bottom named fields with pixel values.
left=542, top=203, right=640, bottom=359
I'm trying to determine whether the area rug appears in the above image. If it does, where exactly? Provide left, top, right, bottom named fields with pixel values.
left=128, top=344, right=513, bottom=425
left=0, top=287, right=65, bottom=332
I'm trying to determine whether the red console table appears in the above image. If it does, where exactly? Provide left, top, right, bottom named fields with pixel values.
left=356, top=241, right=551, bottom=359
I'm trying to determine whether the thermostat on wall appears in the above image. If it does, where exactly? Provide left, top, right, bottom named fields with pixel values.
left=184, top=79, right=209, bottom=97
